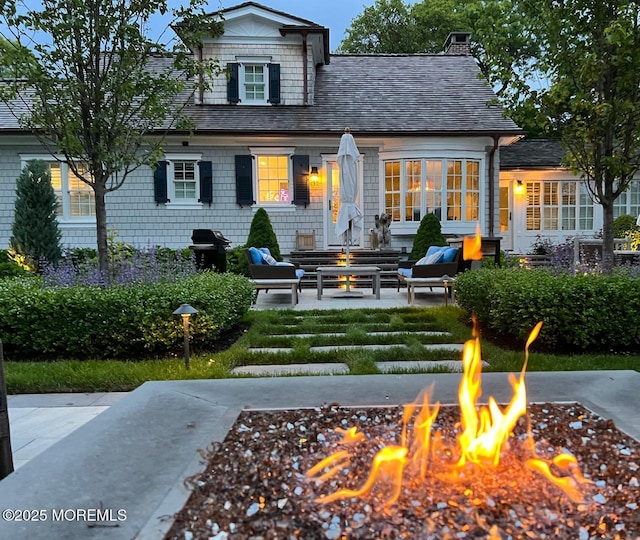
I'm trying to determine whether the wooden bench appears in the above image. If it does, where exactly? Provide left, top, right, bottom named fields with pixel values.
left=251, top=278, right=301, bottom=308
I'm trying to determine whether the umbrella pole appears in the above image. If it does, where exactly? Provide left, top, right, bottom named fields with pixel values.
left=345, top=226, right=351, bottom=292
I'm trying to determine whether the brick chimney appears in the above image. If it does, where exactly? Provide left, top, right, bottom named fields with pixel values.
left=443, top=32, right=471, bottom=55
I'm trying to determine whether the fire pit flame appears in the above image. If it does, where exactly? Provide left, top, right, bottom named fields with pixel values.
left=306, top=320, right=591, bottom=508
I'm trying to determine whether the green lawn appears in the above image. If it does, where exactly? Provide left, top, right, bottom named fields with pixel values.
left=5, top=306, right=640, bottom=393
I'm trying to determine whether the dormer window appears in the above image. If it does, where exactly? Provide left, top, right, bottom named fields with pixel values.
left=227, top=57, right=280, bottom=105
left=243, top=64, right=266, bottom=102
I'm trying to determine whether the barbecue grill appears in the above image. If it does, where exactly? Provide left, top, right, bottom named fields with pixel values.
left=189, top=229, right=231, bottom=272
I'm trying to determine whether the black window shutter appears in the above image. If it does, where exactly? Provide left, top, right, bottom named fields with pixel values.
left=198, top=161, right=213, bottom=205
left=292, top=155, right=310, bottom=207
left=235, top=155, right=254, bottom=207
left=153, top=161, right=169, bottom=204
left=268, top=63, right=280, bottom=104
left=227, top=63, right=240, bottom=104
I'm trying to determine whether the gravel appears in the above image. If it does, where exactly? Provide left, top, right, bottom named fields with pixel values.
left=165, top=402, right=639, bottom=539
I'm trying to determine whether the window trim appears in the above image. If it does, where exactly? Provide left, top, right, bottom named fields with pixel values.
left=164, top=153, right=202, bottom=209
left=524, top=179, right=595, bottom=232
left=19, top=154, right=96, bottom=225
left=379, top=153, right=485, bottom=234
left=237, top=56, right=271, bottom=105
left=249, top=146, right=296, bottom=211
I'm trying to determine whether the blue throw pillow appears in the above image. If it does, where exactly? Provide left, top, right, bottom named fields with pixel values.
left=248, top=247, right=263, bottom=265
left=441, top=247, right=458, bottom=263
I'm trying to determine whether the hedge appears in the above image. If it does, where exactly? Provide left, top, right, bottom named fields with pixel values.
left=454, top=268, right=640, bottom=353
left=0, top=272, right=254, bottom=360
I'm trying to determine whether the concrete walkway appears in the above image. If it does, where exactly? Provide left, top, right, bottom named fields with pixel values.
left=0, top=372, right=639, bottom=539
left=7, top=392, right=130, bottom=470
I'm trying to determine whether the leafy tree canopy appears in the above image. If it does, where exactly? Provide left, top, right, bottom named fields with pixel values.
left=524, top=0, right=640, bottom=270
left=0, top=0, right=223, bottom=272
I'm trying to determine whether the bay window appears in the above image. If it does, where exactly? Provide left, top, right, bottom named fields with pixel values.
left=384, top=157, right=480, bottom=225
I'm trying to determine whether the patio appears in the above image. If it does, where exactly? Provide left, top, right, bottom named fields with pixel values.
left=251, top=282, right=450, bottom=310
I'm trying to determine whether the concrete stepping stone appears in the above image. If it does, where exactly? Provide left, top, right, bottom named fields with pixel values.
left=376, top=359, right=488, bottom=373
left=309, top=343, right=464, bottom=353
left=248, top=343, right=463, bottom=354
left=232, top=363, right=349, bottom=376
left=265, top=331, right=451, bottom=339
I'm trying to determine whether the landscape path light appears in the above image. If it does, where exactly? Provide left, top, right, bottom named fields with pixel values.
left=173, top=304, right=198, bottom=370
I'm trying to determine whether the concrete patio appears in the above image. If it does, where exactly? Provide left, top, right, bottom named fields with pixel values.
left=1, top=371, right=639, bottom=539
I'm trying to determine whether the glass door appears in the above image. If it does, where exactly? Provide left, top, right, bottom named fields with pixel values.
left=499, top=182, right=513, bottom=251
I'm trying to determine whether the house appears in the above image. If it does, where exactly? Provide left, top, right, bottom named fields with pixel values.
left=0, top=1, right=524, bottom=256
left=499, top=138, right=640, bottom=253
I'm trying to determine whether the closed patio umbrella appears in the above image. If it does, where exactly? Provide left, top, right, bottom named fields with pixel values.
left=336, top=127, right=363, bottom=293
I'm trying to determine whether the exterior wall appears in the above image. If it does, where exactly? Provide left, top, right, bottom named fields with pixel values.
left=1, top=136, right=503, bottom=256
left=500, top=168, right=618, bottom=253
left=201, top=41, right=310, bottom=106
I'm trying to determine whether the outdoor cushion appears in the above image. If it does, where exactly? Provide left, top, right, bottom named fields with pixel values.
left=398, top=267, right=412, bottom=278
left=441, top=247, right=458, bottom=263
left=425, top=245, right=445, bottom=258
left=295, top=268, right=305, bottom=279
left=248, top=246, right=264, bottom=265
left=261, top=251, right=277, bottom=265
left=417, top=250, right=444, bottom=265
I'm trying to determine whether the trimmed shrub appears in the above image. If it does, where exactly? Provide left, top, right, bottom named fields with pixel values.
left=0, top=272, right=254, bottom=360
left=455, top=267, right=640, bottom=353
left=614, top=214, right=638, bottom=238
left=409, top=213, right=446, bottom=261
left=10, top=159, right=62, bottom=270
left=246, top=207, right=282, bottom=261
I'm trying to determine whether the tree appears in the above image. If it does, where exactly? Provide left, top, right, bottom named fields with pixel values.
left=338, top=0, right=419, bottom=54
left=525, top=0, right=640, bottom=271
left=10, top=159, right=62, bottom=271
left=409, top=213, right=446, bottom=261
left=245, top=208, right=282, bottom=262
left=339, top=0, right=547, bottom=136
left=0, top=0, right=223, bottom=274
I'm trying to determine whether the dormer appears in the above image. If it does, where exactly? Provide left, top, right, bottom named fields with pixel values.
left=185, top=2, right=329, bottom=106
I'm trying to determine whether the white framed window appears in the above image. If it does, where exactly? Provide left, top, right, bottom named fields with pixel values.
left=164, top=153, right=202, bottom=207
left=238, top=57, right=269, bottom=105
left=613, top=180, right=640, bottom=219
left=250, top=147, right=295, bottom=209
left=525, top=180, right=594, bottom=231
left=383, top=157, right=480, bottom=225
left=20, top=155, right=95, bottom=223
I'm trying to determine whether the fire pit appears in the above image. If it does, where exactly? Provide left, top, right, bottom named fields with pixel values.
left=165, top=403, right=639, bottom=539
left=165, top=325, right=640, bottom=539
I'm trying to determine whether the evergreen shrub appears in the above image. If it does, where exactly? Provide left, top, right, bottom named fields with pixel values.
left=454, top=267, right=640, bottom=353
left=245, top=208, right=282, bottom=261
left=409, top=213, right=446, bottom=261
left=10, top=160, right=62, bottom=270
left=0, top=272, right=254, bottom=360
left=614, top=214, right=638, bottom=238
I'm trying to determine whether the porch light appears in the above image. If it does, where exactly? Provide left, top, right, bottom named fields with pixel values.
left=514, top=180, right=524, bottom=196
left=309, top=166, right=320, bottom=184
left=173, top=303, right=198, bottom=370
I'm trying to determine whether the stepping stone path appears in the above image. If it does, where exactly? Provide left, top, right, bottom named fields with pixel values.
left=232, top=329, right=473, bottom=376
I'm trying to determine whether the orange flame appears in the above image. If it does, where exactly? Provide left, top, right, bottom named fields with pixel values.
left=306, top=321, right=591, bottom=507
left=463, top=223, right=483, bottom=261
